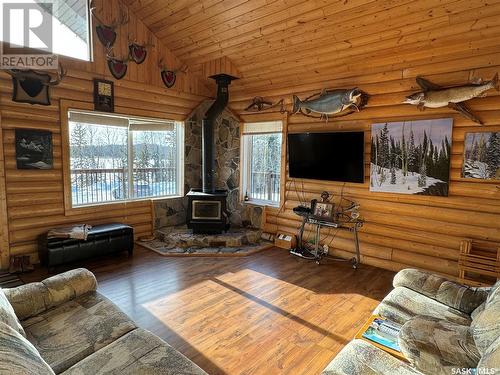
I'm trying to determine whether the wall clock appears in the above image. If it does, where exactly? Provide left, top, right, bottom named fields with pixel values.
left=93, top=79, right=114, bottom=112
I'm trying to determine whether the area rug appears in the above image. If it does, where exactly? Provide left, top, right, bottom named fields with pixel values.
left=0, top=272, right=24, bottom=288
left=137, top=225, right=273, bottom=257
left=137, top=240, right=272, bottom=257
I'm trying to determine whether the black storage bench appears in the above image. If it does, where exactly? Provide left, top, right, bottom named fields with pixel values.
left=40, top=223, right=134, bottom=269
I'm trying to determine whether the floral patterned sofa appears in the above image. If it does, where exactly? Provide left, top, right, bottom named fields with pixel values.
left=322, top=268, right=500, bottom=375
left=0, top=268, right=207, bottom=375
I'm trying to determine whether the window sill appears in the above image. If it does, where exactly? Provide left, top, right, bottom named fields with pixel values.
left=243, top=199, right=279, bottom=208
left=65, top=195, right=183, bottom=216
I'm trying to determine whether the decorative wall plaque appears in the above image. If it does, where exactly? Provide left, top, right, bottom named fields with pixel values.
left=93, top=79, right=114, bottom=112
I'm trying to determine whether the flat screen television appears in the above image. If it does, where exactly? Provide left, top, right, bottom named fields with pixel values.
left=288, top=131, right=365, bottom=183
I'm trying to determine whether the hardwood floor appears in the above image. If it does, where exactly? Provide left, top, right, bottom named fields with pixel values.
left=22, top=246, right=395, bottom=375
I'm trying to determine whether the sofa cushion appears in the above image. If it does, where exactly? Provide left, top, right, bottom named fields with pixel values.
left=4, top=268, right=97, bottom=320
left=321, top=339, right=421, bottom=375
left=399, top=316, right=480, bottom=375
left=0, top=321, right=54, bottom=375
left=477, top=335, right=500, bottom=372
left=471, top=301, right=486, bottom=320
left=0, top=288, right=25, bottom=337
left=470, top=283, right=500, bottom=355
left=393, top=269, right=488, bottom=314
left=373, top=287, right=471, bottom=326
left=22, top=291, right=136, bottom=374
left=61, top=328, right=207, bottom=375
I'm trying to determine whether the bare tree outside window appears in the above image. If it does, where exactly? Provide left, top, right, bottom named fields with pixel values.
left=244, top=132, right=282, bottom=204
left=69, top=114, right=181, bottom=206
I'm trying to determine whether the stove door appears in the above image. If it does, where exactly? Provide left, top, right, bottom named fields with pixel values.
left=192, top=200, right=221, bottom=220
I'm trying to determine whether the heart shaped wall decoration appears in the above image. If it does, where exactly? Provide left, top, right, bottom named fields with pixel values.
left=161, top=70, right=176, bottom=88
left=107, top=59, right=128, bottom=80
left=129, top=43, right=147, bottom=64
left=10, top=70, right=52, bottom=105
left=96, top=25, right=116, bottom=48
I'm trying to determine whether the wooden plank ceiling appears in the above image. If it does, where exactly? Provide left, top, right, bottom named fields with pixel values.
left=123, top=0, right=499, bottom=107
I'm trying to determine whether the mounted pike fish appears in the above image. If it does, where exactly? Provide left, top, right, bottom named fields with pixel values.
left=292, top=88, right=368, bottom=119
left=404, top=73, right=499, bottom=125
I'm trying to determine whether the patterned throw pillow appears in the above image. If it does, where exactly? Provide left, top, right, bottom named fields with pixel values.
left=0, top=288, right=25, bottom=337
left=0, top=322, right=54, bottom=375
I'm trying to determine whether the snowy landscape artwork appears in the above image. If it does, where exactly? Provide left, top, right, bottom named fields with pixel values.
left=15, top=129, right=53, bottom=170
left=370, top=118, right=452, bottom=196
left=462, top=132, right=500, bottom=180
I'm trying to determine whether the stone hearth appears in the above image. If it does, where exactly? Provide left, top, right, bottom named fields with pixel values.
left=137, top=226, right=271, bottom=256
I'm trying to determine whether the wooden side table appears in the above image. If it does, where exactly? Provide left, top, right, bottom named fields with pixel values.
left=354, top=315, right=408, bottom=362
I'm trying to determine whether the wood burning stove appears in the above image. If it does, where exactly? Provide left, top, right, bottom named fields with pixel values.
left=186, top=189, right=229, bottom=234
left=186, top=73, right=238, bottom=234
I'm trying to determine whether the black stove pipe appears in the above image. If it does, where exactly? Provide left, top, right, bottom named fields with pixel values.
left=202, top=74, right=238, bottom=193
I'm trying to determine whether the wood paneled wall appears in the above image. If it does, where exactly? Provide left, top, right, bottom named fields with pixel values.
left=0, top=0, right=210, bottom=269
left=115, top=1, right=500, bottom=280
left=237, top=71, right=500, bottom=280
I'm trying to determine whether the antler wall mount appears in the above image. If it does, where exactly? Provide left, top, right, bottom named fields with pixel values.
left=6, top=64, right=66, bottom=106
left=159, top=59, right=187, bottom=88
left=128, top=38, right=154, bottom=65
left=106, top=47, right=131, bottom=80
left=90, top=0, right=129, bottom=48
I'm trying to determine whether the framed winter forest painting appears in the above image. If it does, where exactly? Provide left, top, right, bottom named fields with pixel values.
left=462, top=132, right=500, bottom=180
left=370, top=118, right=453, bottom=196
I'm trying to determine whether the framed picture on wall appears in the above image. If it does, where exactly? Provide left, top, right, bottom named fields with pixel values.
left=462, top=132, right=500, bottom=180
left=15, top=129, right=53, bottom=169
left=93, top=79, right=114, bottom=112
left=370, top=118, right=453, bottom=196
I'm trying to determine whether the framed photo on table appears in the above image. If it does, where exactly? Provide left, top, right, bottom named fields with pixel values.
left=312, top=201, right=334, bottom=221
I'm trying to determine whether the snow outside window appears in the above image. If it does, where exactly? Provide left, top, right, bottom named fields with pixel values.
left=68, top=110, right=184, bottom=207
left=241, top=121, right=283, bottom=206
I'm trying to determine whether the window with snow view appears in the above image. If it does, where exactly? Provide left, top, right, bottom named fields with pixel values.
left=68, top=111, right=184, bottom=207
left=241, top=121, right=283, bottom=206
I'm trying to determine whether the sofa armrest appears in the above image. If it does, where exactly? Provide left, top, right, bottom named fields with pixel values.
left=322, top=339, right=422, bottom=375
left=393, top=268, right=489, bottom=314
left=3, top=268, right=97, bottom=320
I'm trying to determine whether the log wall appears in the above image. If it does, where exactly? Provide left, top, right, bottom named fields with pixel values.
left=237, top=71, right=500, bottom=280
left=0, top=0, right=210, bottom=268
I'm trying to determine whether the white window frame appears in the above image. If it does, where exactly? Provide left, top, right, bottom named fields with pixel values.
left=67, top=109, right=184, bottom=208
left=0, top=0, right=92, bottom=61
left=241, top=121, right=283, bottom=207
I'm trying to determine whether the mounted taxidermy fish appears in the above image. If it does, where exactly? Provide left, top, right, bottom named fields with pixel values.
left=245, top=96, right=274, bottom=111
left=244, top=96, right=285, bottom=113
left=292, top=88, right=368, bottom=120
left=404, top=73, right=499, bottom=125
